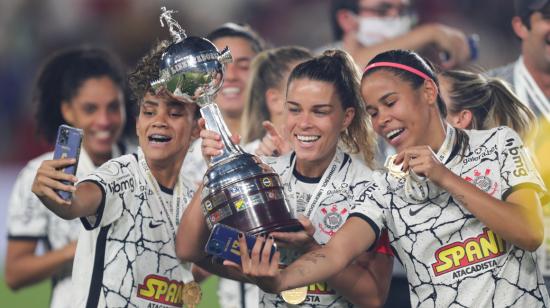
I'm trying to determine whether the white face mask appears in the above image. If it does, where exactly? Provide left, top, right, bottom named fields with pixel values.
left=357, top=15, right=412, bottom=46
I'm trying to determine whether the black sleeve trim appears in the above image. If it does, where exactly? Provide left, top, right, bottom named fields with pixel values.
left=7, top=235, right=47, bottom=241
left=502, top=182, right=545, bottom=201
left=79, top=180, right=106, bottom=231
left=85, top=225, right=110, bottom=308
left=347, top=212, right=380, bottom=251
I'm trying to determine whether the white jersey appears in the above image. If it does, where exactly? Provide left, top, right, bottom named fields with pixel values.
left=6, top=146, right=122, bottom=308
left=258, top=148, right=378, bottom=308
left=72, top=148, right=196, bottom=308
left=351, top=126, right=550, bottom=307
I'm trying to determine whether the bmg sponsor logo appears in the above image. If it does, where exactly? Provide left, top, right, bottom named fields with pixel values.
left=431, top=228, right=506, bottom=279
left=137, top=274, right=184, bottom=306
left=108, top=176, right=135, bottom=193
left=509, top=147, right=528, bottom=177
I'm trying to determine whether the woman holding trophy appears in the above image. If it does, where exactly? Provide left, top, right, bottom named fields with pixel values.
left=177, top=50, right=393, bottom=307
left=229, top=49, right=550, bottom=307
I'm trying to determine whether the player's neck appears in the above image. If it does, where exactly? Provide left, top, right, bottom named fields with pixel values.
left=147, top=157, right=184, bottom=189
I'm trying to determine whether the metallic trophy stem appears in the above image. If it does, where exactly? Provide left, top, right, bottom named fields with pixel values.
left=199, top=102, right=243, bottom=164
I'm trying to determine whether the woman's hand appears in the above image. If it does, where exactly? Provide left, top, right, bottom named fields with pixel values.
left=198, top=118, right=240, bottom=163
left=31, top=158, right=78, bottom=206
left=270, top=215, right=319, bottom=252
left=255, top=121, right=292, bottom=157
left=394, top=145, right=451, bottom=185
left=224, top=233, right=282, bottom=293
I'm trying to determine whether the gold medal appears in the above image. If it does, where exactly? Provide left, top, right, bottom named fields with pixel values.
left=385, top=154, right=406, bottom=179
left=182, top=281, right=202, bottom=308
left=280, top=286, right=308, bottom=305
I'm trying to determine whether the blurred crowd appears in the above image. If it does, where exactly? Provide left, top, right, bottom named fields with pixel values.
left=0, top=0, right=518, bottom=163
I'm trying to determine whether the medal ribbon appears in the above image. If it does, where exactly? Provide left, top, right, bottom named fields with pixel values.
left=283, top=148, right=346, bottom=220
left=136, top=148, right=183, bottom=241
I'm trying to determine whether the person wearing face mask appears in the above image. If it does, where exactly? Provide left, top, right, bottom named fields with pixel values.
left=5, top=46, right=133, bottom=307
left=319, top=0, right=472, bottom=70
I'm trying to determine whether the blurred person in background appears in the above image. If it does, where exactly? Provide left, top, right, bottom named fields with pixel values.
left=240, top=46, right=312, bottom=156
left=322, top=0, right=472, bottom=70
left=487, top=0, right=550, bottom=123
left=439, top=69, right=537, bottom=142
left=486, top=0, right=550, bottom=294
left=5, top=46, right=131, bottom=307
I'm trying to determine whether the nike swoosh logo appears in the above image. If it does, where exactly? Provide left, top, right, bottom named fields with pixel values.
left=149, top=221, right=163, bottom=228
left=408, top=207, right=422, bottom=216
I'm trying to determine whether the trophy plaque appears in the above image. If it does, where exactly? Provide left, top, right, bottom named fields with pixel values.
left=152, top=7, right=301, bottom=234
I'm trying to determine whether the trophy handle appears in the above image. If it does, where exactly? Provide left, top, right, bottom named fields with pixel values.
left=200, top=104, right=243, bottom=164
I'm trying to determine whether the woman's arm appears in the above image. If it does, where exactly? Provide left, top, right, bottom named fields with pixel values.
left=399, top=146, right=544, bottom=251
left=5, top=240, right=76, bottom=290
left=235, top=217, right=377, bottom=294
left=271, top=216, right=391, bottom=307
left=176, top=184, right=210, bottom=262
left=325, top=248, right=393, bottom=307
left=31, top=158, right=102, bottom=219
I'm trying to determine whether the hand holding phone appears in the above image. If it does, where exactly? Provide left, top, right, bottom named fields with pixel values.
left=205, top=224, right=277, bottom=265
left=53, top=124, right=83, bottom=200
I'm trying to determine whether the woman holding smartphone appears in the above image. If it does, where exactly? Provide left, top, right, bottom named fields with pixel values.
left=177, top=50, right=393, bottom=307
left=233, top=49, right=549, bottom=307
left=5, top=46, right=131, bottom=308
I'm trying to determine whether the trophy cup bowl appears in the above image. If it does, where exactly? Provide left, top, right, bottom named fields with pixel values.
left=153, top=8, right=301, bottom=235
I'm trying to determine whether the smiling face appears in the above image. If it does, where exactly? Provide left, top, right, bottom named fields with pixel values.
left=362, top=70, right=441, bottom=152
left=136, top=92, right=198, bottom=167
left=212, top=36, right=257, bottom=118
left=61, top=76, right=125, bottom=164
left=286, top=78, right=354, bottom=176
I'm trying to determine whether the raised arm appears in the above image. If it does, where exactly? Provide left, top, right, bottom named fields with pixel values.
left=348, top=23, right=470, bottom=69
left=31, top=158, right=102, bottom=219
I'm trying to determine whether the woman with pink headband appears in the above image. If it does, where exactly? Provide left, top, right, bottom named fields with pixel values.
left=229, top=49, right=550, bottom=307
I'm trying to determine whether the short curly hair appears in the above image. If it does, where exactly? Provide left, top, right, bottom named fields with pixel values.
left=127, top=40, right=170, bottom=115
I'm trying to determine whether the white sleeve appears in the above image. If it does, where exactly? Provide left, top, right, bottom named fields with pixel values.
left=7, top=162, right=48, bottom=240
left=78, top=157, right=136, bottom=229
left=348, top=180, right=385, bottom=248
left=498, top=127, right=547, bottom=200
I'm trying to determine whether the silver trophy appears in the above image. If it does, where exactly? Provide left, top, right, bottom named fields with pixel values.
left=152, top=7, right=301, bottom=234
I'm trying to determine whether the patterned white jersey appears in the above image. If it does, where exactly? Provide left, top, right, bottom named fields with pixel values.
left=258, top=148, right=379, bottom=308
left=351, top=126, right=550, bottom=307
left=6, top=146, right=123, bottom=308
left=72, top=149, right=196, bottom=308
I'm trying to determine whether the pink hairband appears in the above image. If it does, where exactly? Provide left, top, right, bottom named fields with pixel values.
left=364, top=62, right=432, bottom=81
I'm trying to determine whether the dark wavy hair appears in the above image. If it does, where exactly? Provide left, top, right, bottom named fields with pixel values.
left=34, top=46, right=128, bottom=144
